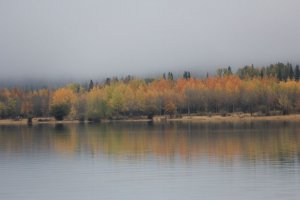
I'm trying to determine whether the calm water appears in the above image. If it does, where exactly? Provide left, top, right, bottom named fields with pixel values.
left=0, top=121, right=300, bottom=200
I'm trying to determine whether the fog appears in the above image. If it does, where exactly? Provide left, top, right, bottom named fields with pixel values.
left=1, top=0, right=300, bottom=80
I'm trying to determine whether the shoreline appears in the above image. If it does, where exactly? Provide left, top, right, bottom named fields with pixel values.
left=0, top=114, right=299, bottom=125
left=169, top=114, right=300, bottom=122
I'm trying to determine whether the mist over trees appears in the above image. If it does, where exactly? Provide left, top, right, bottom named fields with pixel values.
left=0, top=63, right=300, bottom=121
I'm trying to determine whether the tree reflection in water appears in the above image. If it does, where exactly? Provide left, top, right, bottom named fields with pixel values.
left=0, top=121, right=299, bottom=165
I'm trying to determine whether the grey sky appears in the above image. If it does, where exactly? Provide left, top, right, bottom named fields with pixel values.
left=0, top=0, right=300, bottom=80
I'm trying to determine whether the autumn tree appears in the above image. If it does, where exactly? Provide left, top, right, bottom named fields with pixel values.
left=0, top=101, right=5, bottom=118
left=50, top=88, right=77, bottom=120
left=30, top=89, right=51, bottom=117
left=108, top=83, right=127, bottom=115
left=86, top=88, right=111, bottom=121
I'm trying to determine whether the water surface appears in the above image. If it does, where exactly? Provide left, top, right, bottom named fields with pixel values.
left=0, top=121, right=299, bottom=200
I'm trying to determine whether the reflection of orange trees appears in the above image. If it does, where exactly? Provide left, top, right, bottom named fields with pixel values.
left=48, top=124, right=300, bottom=162
left=52, top=126, right=78, bottom=155
left=0, top=124, right=300, bottom=162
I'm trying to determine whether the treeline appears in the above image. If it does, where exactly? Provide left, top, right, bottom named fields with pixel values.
left=217, top=63, right=300, bottom=81
left=0, top=63, right=300, bottom=121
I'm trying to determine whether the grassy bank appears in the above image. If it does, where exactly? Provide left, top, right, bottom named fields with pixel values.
left=0, top=114, right=299, bottom=125
left=168, top=113, right=300, bottom=122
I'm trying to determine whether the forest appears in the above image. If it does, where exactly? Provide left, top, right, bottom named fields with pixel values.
left=0, top=63, right=300, bottom=121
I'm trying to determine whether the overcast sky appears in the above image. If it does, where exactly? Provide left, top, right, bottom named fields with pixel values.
left=0, top=0, right=300, bottom=80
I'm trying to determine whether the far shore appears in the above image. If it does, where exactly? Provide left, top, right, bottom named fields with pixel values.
left=168, top=113, right=300, bottom=122
left=0, top=113, right=299, bottom=126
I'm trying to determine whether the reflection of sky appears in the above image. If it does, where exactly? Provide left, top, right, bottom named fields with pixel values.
left=0, top=150, right=299, bottom=200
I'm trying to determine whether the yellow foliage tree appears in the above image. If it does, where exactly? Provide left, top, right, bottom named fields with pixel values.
left=51, top=88, right=78, bottom=119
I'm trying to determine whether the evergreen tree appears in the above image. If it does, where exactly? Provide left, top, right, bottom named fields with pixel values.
left=277, top=68, right=282, bottom=81
left=183, top=71, right=187, bottom=79
left=187, top=71, right=191, bottom=79
left=283, top=63, right=289, bottom=81
left=276, top=63, right=284, bottom=81
left=105, top=78, right=111, bottom=85
left=88, top=80, right=94, bottom=91
left=50, top=103, right=70, bottom=121
left=227, top=66, right=232, bottom=75
left=288, top=64, right=294, bottom=80
left=295, top=65, right=300, bottom=81
left=260, top=67, right=265, bottom=78
left=183, top=71, right=191, bottom=79
left=168, top=72, right=173, bottom=81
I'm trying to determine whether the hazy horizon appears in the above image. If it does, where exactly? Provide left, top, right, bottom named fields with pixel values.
left=1, top=0, right=300, bottom=80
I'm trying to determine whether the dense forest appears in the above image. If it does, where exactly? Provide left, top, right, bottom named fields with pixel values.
left=0, top=62, right=300, bottom=121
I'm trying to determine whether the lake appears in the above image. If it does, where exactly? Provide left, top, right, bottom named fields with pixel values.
left=0, top=121, right=299, bottom=200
